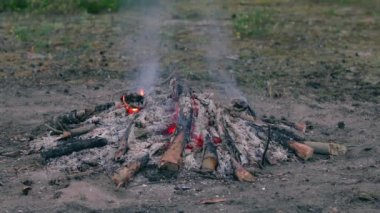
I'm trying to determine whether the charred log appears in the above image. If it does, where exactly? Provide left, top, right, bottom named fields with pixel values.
left=114, top=117, right=136, bottom=161
left=49, top=102, right=114, bottom=131
left=58, top=124, right=96, bottom=140
left=248, top=122, right=304, bottom=147
left=41, top=137, right=107, bottom=160
left=222, top=118, right=244, bottom=163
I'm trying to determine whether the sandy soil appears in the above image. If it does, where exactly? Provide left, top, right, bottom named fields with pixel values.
left=1, top=1, right=379, bottom=212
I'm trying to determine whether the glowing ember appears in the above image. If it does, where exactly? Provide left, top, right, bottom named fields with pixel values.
left=185, top=144, right=193, bottom=151
left=213, top=137, right=222, bottom=144
left=121, top=95, right=142, bottom=115
left=193, top=134, right=204, bottom=148
left=127, top=107, right=140, bottom=115
left=138, top=88, right=145, bottom=96
left=165, top=123, right=177, bottom=135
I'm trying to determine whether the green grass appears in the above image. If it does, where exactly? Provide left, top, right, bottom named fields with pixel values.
left=233, top=8, right=274, bottom=39
left=0, top=0, right=140, bottom=14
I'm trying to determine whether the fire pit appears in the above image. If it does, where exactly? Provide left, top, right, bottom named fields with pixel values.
left=31, top=78, right=347, bottom=188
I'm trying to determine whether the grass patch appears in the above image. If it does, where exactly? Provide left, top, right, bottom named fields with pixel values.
left=0, top=0, right=146, bottom=14
left=233, top=8, right=274, bottom=39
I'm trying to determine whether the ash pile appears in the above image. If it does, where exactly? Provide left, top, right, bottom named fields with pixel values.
left=31, top=78, right=347, bottom=188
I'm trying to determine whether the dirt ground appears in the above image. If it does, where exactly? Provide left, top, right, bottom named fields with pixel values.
left=0, top=0, right=379, bottom=212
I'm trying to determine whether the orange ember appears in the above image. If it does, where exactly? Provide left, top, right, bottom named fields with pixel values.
left=138, top=88, right=145, bottom=96
left=121, top=95, right=141, bottom=115
left=127, top=107, right=140, bottom=115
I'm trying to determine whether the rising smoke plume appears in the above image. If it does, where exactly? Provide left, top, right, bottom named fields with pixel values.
left=204, top=1, right=244, bottom=99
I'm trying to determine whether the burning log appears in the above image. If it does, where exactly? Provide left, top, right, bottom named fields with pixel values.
left=114, top=116, right=136, bottom=161
left=112, top=154, right=149, bottom=188
left=58, top=124, right=96, bottom=140
left=41, top=137, right=107, bottom=160
left=159, top=92, right=193, bottom=172
left=201, top=134, right=218, bottom=172
left=304, top=141, right=347, bottom=156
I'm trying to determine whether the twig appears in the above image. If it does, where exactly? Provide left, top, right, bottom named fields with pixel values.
left=44, top=124, right=63, bottom=134
left=261, top=126, right=271, bottom=167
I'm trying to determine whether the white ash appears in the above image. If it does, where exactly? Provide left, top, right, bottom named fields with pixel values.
left=32, top=86, right=291, bottom=178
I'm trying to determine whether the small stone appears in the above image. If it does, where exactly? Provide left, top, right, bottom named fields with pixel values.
left=22, top=186, right=32, bottom=195
left=337, top=121, right=345, bottom=129
left=22, top=179, right=33, bottom=186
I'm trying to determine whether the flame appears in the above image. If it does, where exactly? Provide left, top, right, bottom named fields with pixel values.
left=138, top=88, right=145, bottom=96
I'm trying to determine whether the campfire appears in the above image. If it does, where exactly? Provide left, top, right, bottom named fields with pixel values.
left=33, top=78, right=347, bottom=188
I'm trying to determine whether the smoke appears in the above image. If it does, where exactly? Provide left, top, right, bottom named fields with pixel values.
left=127, top=1, right=164, bottom=92
left=204, top=1, right=243, bottom=99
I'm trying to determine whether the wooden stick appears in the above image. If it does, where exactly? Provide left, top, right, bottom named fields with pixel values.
left=112, top=154, right=149, bottom=188
left=304, top=141, right=347, bottom=156
left=58, top=124, right=96, bottom=140
left=231, top=158, right=255, bottom=182
left=41, top=137, right=107, bottom=160
left=114, top=117, right=136, bottom=161
left=201, top=134, right=218, bottom=172
left=261, top=126, right=271, bottom=167
left=288, top=141, right=314, bottom=160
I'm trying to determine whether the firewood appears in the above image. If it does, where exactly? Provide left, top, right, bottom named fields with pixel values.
left=159, top=131, right=185, bottom=171
left=222, top=117, right=244, bottom=163
left=159, top=82, right=193, bottom=172
left=114, top=117, right=136, bottom=161
left=288, top=141, right=314, bottom=160
left=231, top=158, right=255, bottom=182
left=248, top=122, right=304, bottom=147
left=304, top=141, right=347, bottom=156
left=58, top=124, right=96, bottom=140
left=41, top=137, right=107, bottom=160
left=50, top=102, right=114, bottom=131
left=201, top=134, right=218, bottom=172
left=200, top=197, right=228, bottom=204
left=112, top=154, right=149, bottom=188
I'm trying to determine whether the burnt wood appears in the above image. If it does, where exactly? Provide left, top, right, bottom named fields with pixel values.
left=41, top=137, right=107, bottom=160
